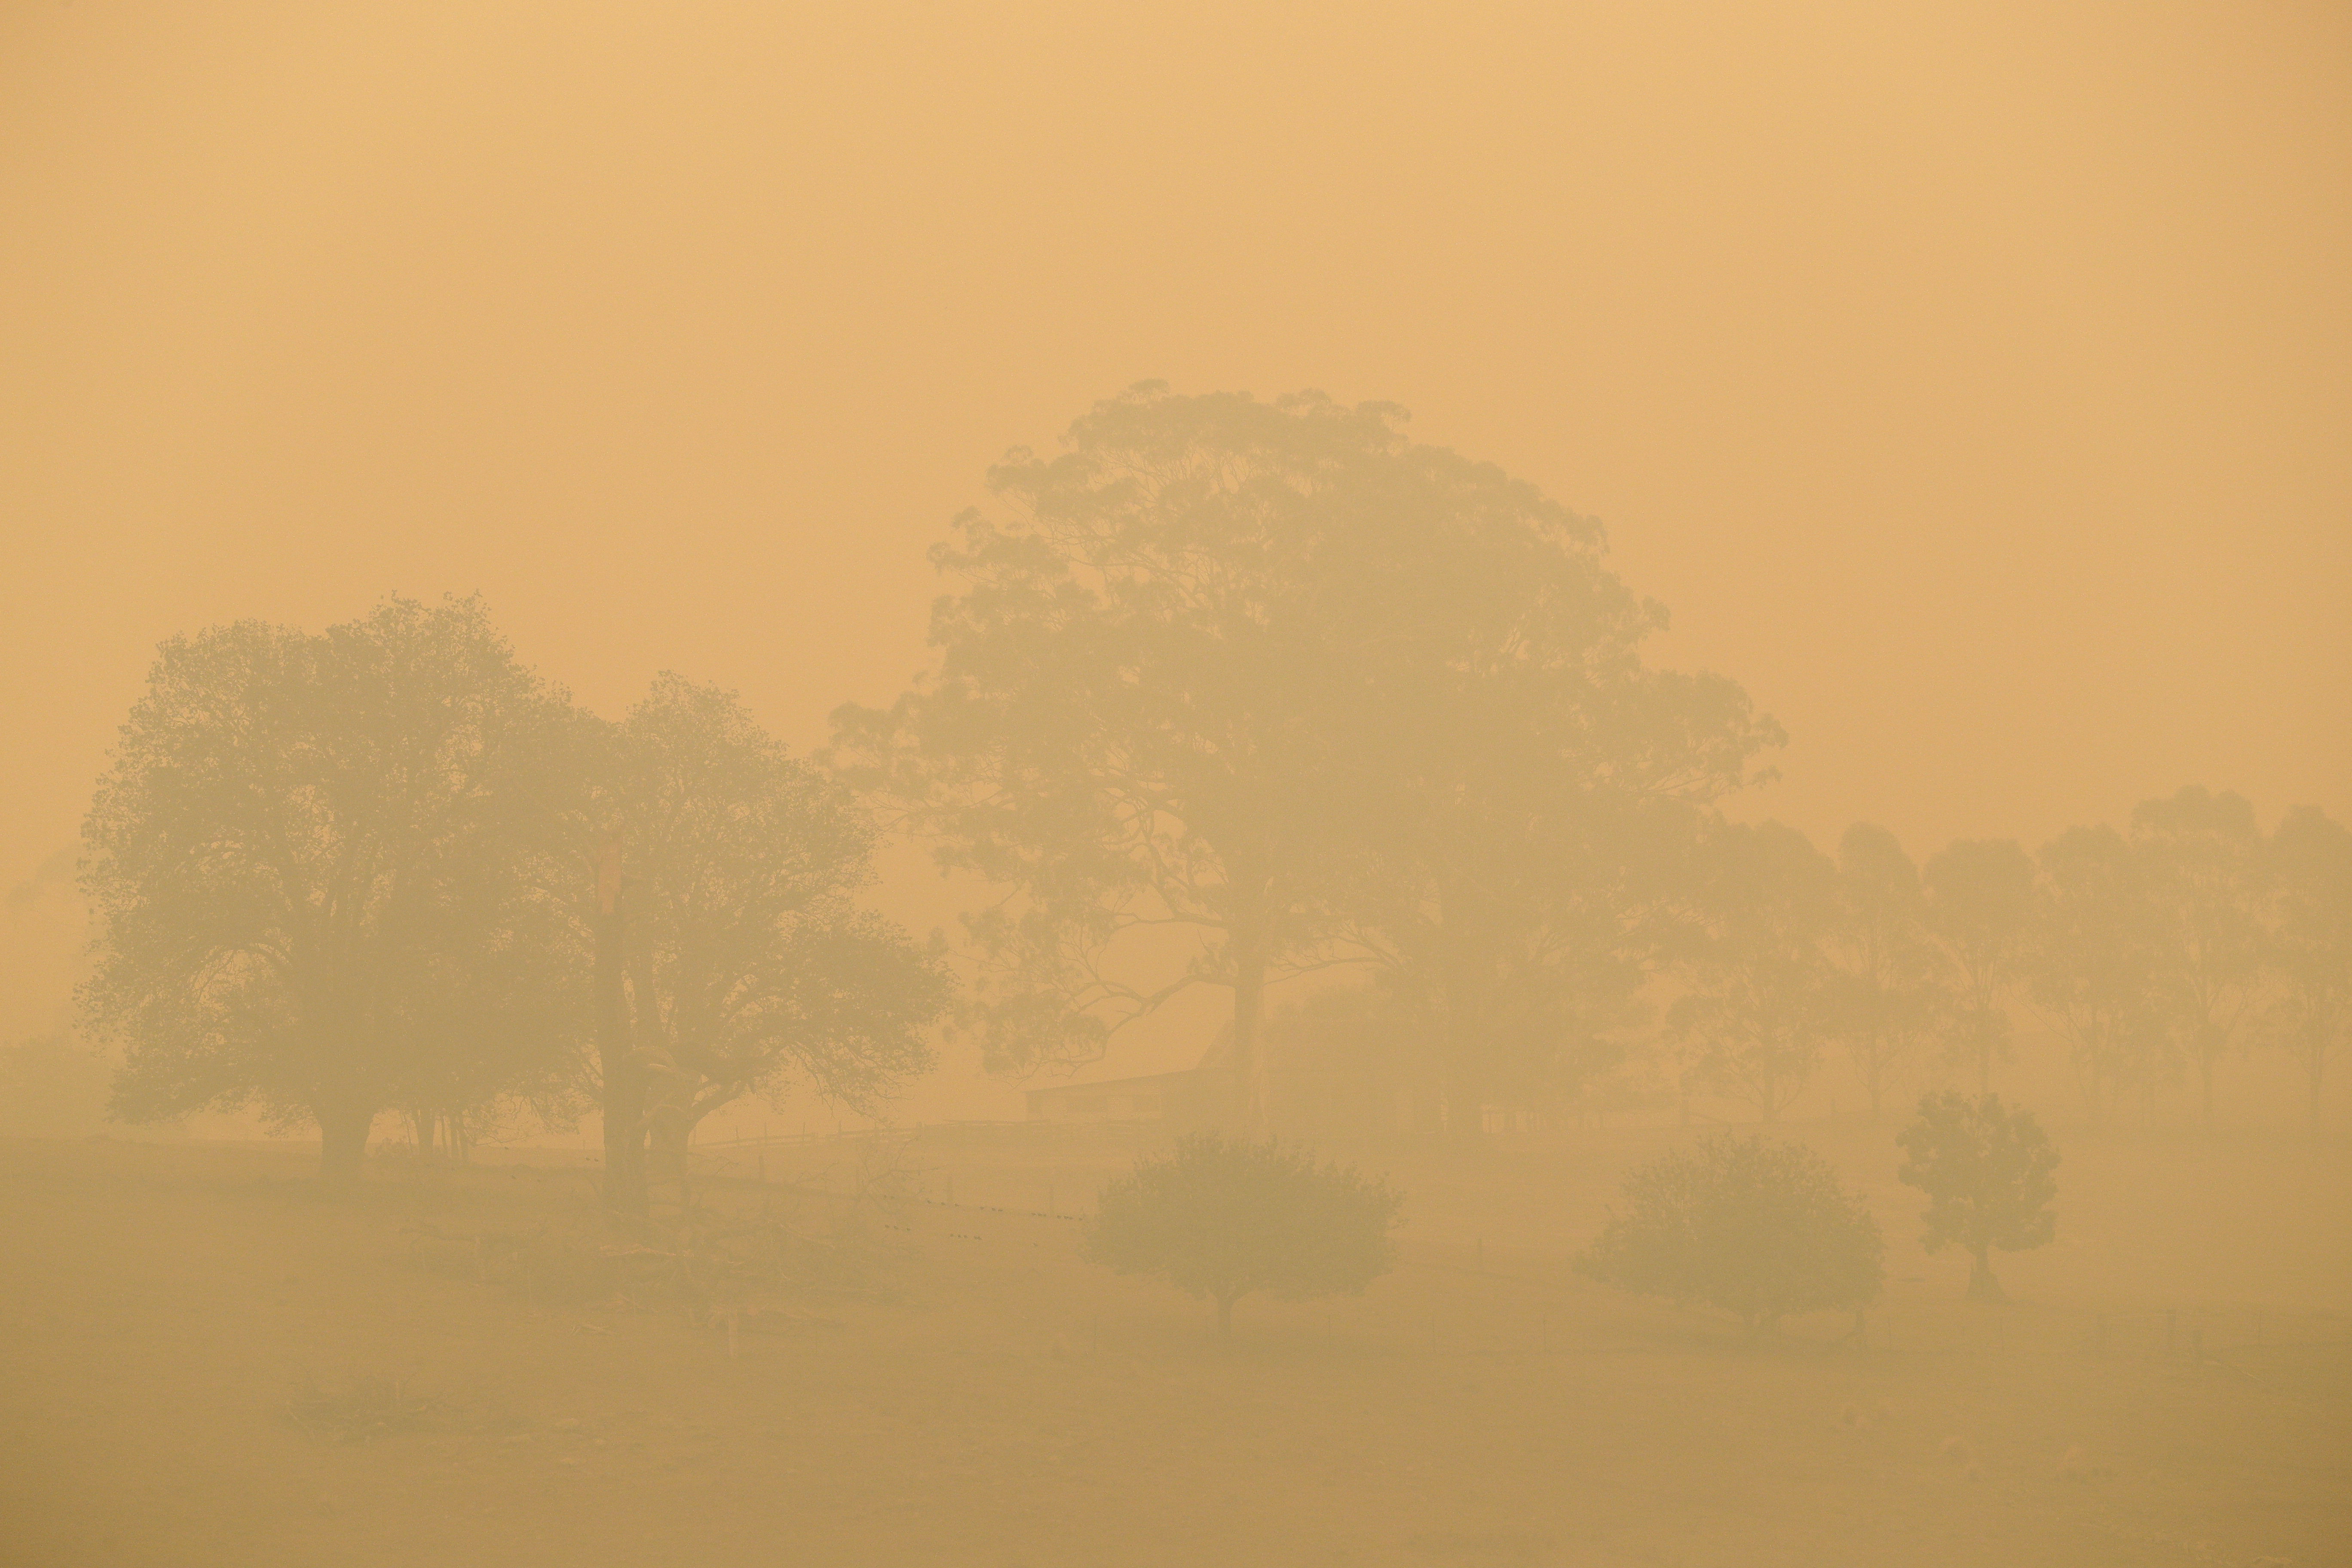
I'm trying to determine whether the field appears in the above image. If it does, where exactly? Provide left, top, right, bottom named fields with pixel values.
left=1, top=1126, right=2345, bottom=1568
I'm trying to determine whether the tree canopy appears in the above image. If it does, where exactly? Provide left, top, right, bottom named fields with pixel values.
left=1820, top=824, right=1950, bottom=1120
left=1667, top=821, right=1836, bottom=1122
left=1921, top=838, right=2037, bottom=1096
left=2030, top=825, right=2170, bottom=1123
left=81, top=603, right=946, bottom=1193
left=1896, top=1089, right=2060, bottom=1301
left=82, top=597, right=581, bottom=1178
left=609, top=675, right=948, bottom=1191
left=2131, top=787, right=2265, bottom=1130
left=1084, top=1133, right=1404, bottom=1338
left=2259, top=805, right=2351, bottom=1135
left=836, top=383, right=1775, bottom=1133
left=1575, top=1133, right=1884, bottom=1336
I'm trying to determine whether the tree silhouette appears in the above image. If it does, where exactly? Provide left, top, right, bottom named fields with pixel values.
left=1668, top=821, right=1835, bottom=1122
left=1344, top=695, right=1766, bottom=1139
left=1822, top=823, right=1949, bottom=1120
left=1896, top=1090, right=2059, bottom=1302
left=1575, top=1133, right=1883, bottom=1337
left=2132, top=787, right=2265, bottom=1132
left=82, top=598, right=578, bottom=1180
left=2031, top=825, right=2169, bottom=1123
left=2260, top=805, right=2351, bottom=1136
left=608, top=676, right=947, bottom=1199
left=1921, top=839, right=2035, bottom=1095
left=1085, top=1133, right=1403, bottom=1339
left=836, top=383, right=1774, bottom=1135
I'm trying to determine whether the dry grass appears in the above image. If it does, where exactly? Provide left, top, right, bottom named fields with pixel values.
left=3, top=1133, right=2346, bottom=1568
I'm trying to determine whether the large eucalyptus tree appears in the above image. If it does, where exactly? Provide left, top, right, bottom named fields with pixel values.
left=835, top=383, right=1774, bottom=1134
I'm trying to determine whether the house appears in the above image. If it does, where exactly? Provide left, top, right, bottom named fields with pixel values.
left=1023, top=1068, right=1204, bottom=1124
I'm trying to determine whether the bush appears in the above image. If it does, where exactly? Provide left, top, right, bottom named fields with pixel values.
left=1084, top=1134, right=1404, bottom=1339
left=1575, top=1134, right=1883, bottom=1337
left=1896, top=1090, right=2058, bottom=1302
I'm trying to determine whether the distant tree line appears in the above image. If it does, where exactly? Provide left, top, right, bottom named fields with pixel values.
left=1651, top=790, right=2346, bottom=1136
left=74, top=385, right=2347, bottom=1215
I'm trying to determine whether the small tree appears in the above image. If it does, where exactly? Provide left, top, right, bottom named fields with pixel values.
left=1896, top=1090, right=2059, bottom=1302
left=1574, top=1134, right=1883, bottom=1337
left=1084, top=1134, right=1403, bottom=1339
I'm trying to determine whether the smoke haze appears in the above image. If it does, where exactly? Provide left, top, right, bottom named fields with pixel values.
left=2, top=7, right=2348, bottom=1566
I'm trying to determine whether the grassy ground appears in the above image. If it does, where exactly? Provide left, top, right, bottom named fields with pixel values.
left=0, top=1129, right=2344, bottom=1567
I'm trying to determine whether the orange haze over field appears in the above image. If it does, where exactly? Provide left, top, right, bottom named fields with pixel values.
left=5, top=12, right=2352, bottom=1568
left=3, top=2, right=2348, bottom=1056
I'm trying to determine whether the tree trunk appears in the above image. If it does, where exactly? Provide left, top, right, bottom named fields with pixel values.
left=596, top=903, right=644, bottom=1224
left=318, top=1101, right=374, bottom=1185
left=1229, top=934, right=1269, bottom=1141
left=1966, top=1244, right=2004, bottom=1303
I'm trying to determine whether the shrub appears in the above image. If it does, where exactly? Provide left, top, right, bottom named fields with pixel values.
left=1084, top=1134, right=1404, bottom=1339
left=1896, top=1089, right=2058, bottom=1302
left=1575, top=1134, right=1883, bottom=1337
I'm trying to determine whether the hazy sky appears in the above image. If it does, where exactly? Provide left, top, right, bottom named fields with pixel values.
left=4, top=2, right=2347, bottom=1057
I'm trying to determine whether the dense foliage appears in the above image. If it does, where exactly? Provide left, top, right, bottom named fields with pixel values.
left=1896, top=1090, right=2059, bottom=1302
left=80, top=600, right=945, bottom=1188
left=1084, top=1133, right=1404, bottom=1337
left=81, top=598, right=584, bottom=1178
left=834, top=383, right=1776, bottom=1135
left=609, top=675, right=949, bottom=1192
left=1575, top=1135, right=1884, bottom=1336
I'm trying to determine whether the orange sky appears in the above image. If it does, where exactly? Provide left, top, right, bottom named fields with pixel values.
left=4, top=2, right=2347, bottom=1084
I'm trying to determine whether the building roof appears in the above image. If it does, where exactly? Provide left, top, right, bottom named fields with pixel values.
left=1022, top=1068, right=1198, bottom=1103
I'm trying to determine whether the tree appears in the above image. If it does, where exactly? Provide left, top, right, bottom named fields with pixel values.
left=1313, top=442, right=1777, bottom=1139
left=834, top=383, right=1775, bottom=1136
left=1921, top=839, right=2036, bottom=1095
left=1821, top=823, right=1949, bottom=1120
left=1896, top=1089, right=2059, bottom=1302
left=1342, top=690, right=1769, bottom=1141
left=2031, top=825, right=2169, bottom=1123
left=1084, top=1133, right=1403, bottom=1338
left=2131, top=787, right=2266, bottom=1132
left=1667, top=821, right=1836, bottom=1122
left=1574, top=1134, right=1883, bottom=1337
left=80, top=598, right=580, bottom=1180
left=2259, top=805, right=2351, bottom=1136
left=606, top=676, right=948, bottom=1204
